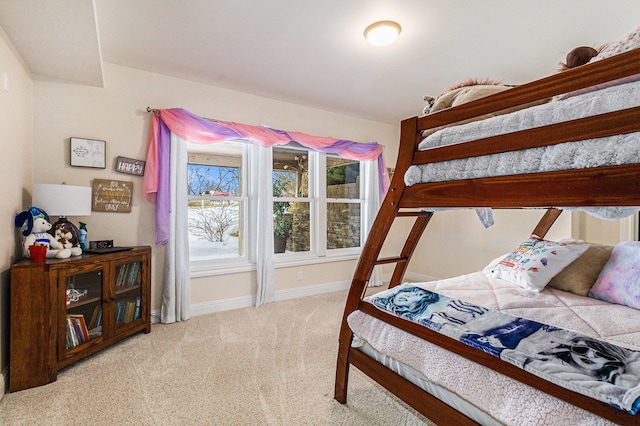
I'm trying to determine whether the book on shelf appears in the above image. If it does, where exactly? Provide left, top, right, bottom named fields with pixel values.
left=116, top=262, right=142, bottom=288
left=66, top=314, right=90, bottom=349
left=134, top=297, right=141, bottom=321
left=71, top=314, right=89, bottom=341
left=66, top=317, right=77, bottom=349
left=88, top=325, right=102, bottom=338
left=115, top=297, right=142, bottom=325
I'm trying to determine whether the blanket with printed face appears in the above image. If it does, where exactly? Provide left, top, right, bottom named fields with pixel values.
left=370, top=284, right=640, bottom=414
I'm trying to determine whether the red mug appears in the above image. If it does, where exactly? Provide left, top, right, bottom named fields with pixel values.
left=28, top=245, right=47, bottom=261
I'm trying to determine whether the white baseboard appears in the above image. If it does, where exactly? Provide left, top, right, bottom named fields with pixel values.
left=153, top=274, right=438, bottom=321
left=274, top=280, right=350, bottom=302
left=152, top=280, right=351, bottom=321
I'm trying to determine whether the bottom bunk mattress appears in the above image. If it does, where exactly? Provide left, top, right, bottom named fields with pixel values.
left=348, top=272, right=640, bottom=425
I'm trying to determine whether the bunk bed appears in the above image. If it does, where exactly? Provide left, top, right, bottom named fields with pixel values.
left=334, top=45, right=640, bottom=425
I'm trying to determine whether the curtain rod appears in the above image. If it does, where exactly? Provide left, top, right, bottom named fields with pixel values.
left=146, top=107, right=160, bottom=116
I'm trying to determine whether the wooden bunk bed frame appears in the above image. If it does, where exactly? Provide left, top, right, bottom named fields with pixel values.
left=334, top=48, right=640, bottom=425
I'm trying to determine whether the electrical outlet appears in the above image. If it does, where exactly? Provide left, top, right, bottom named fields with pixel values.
left=297, top=271, right=303, bottom=281
left=3, top=72, right=8, bottom=92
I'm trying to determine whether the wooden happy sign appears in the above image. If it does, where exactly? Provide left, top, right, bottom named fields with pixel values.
left=92, top=179, right=133, bottom=212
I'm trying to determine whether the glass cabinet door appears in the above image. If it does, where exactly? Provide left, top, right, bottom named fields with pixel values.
left=62, top=267, right=104, bottom=357
left=113, top=259, right=143, bottom=332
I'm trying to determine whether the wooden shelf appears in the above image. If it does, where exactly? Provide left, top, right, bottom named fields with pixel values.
left=10, top=246, right=151, bottom=392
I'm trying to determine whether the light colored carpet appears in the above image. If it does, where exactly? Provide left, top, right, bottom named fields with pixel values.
left=0, top=290, right=433, bottom=425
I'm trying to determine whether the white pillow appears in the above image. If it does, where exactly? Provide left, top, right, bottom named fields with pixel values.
left=486, top=237, right=590, bottom=292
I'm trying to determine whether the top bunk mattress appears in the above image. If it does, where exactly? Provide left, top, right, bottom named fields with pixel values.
left=404, top=80, right=640, bottom=187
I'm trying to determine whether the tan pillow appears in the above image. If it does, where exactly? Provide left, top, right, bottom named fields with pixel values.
left=547, top=244, right=613, bottom=296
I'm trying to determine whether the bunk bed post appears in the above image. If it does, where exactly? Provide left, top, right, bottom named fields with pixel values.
left=335, top=116, right=423, bottom=403
left=531, top=208, right=563, bottom=239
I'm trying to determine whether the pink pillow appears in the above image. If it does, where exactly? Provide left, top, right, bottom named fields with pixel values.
left=589, top=241, right=640, bottom=310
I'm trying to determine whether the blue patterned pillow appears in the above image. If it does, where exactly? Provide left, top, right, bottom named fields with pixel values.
left=589, top=241, right=640, bottom=310
left=488, top=237, right=590, bottom=292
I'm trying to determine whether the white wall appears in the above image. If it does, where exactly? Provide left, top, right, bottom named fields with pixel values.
left=32, top=63, right=402, bottom=312
left=408, top=209, right=573, bottom=280
left=0, top=27, right=33, bottom=394
left=32, top=61, right=631, bottom=314
left=407, top=207, right=632, bottom=282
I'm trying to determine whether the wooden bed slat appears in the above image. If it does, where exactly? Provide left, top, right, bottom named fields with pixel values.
left=348, top=348, right=480, bottom=425
left=418, top=49, right=640, bottom=131
left=414, top=106, right=640, bottom=164
left=374, top=256, right=408, bottom=266
left=399, top=163, right=640, bottom=209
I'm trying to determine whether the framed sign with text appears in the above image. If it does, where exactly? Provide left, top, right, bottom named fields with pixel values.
left=115, top=156, right=146, bottom=176
left=92, top=179, right=133, bottom=213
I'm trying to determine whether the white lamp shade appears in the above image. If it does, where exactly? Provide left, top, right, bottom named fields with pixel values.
left=33, top=184, right=92, bottom=216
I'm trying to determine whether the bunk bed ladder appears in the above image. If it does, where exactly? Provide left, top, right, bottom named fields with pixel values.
left=335, top=116, right=430, bottom=405
left=374, top=210, right=433, bottom=288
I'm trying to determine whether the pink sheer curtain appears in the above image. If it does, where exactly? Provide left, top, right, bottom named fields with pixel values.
left=143, top=108, right=390, bottom=244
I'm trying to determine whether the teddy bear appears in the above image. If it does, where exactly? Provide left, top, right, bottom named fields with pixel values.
left=422, top=79, right=514, bottom=115
left=15, top=206, right=73, bottom=259
left=50, top=220, right=83, bottom=256
left=420, top=78, right=550, bottom=137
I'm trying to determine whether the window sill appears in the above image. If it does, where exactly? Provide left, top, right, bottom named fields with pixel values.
left=189, top=252, right=361, bottom=278
left=275, top=252, right=361, bottom=269
left=190, top=262, right=255, bottom=278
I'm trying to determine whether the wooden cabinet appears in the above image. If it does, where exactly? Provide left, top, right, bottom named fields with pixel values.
left=9, top=246, right=151, bottom=392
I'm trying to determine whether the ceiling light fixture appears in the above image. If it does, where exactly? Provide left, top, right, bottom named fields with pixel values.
left=364, top=20, right=401, bottom=46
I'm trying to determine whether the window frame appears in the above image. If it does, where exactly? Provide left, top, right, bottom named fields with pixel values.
left=188, top=143, right=370, bottom=276
left=187, top=142, right=254, bottom=276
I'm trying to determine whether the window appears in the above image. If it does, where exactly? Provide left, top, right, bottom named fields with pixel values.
left=272, top=147, right=365, bottom=256
left=187, top=141, right=248, bottom=263
left=273, top=147, right=311, bottom=254
left=326, top=156, right=362, bottom=250
left=188, top=142, right=369, bottom=272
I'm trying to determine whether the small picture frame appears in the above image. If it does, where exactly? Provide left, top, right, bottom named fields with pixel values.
left=115, top=156, right=146, bottom=176
left=70, top=137, right=106, bottom=168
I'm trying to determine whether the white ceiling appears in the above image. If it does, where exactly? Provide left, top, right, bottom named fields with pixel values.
left=1, top=1, right=639, bottom=124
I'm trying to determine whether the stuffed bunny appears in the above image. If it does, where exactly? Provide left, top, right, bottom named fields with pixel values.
left=15, top=206, right=72, bottom=259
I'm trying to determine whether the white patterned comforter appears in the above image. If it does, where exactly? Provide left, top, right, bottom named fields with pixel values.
left=348, top=272, right=640, bottom=425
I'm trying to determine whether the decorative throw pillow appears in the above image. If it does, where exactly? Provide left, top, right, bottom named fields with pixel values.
left=589, top=241, right=640, bottom=310
left=591, top=26, right=640, bottom=62
left=547, top=244, right=613, bottom=296
left=487, top=237, right=590, bottom=292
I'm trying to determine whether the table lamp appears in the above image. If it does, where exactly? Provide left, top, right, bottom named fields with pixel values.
left=32, top=183, right=92, bottom=248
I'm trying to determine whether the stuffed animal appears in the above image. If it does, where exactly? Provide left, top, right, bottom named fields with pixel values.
left=15, top=206, right=73, bottom=259
left=422, top=78, right=513, bottom=115
left=51, top=221, right=83, bottom=256
left=420, top=78, right=550, bottom=137
left=558, top=46, right=600, bottom=71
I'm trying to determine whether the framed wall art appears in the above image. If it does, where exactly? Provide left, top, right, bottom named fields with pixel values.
left=70, top=137, right=106, bottom=168
left=115, top=156, right=146, bottom=176
left=92, top=179, right=133, bottom=213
